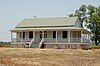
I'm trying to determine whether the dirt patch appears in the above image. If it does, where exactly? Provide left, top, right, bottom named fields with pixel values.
left=0, top=48, right=100, bottom=66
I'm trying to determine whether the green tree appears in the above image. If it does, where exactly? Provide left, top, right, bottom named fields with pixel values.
left=70, top=5, right=87, bottom=27
left=86, top=5, right=100, bottom=45
left=69, top=5, right=100, bottom=45
left=89, top=14, right=100, bottom=45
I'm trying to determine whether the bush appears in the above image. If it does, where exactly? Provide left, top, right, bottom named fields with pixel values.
left=91, top=46, right=100, bottom=49
left=0, top=44, right=3, bottom=47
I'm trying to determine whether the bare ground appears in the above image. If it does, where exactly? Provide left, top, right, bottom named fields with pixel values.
left=0, top=48, right=100, bottom=66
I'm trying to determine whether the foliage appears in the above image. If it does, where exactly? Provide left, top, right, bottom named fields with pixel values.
left=0, top=41, right=11, bottom=47
left=91, top=45, right=100, bottom=49
left=69, top=5, right=100, bottom=45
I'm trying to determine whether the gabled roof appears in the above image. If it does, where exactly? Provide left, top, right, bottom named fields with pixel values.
left=16, top=17, right=78, bottom=28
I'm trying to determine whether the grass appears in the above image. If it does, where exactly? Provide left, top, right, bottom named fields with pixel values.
left=0, top=48, right=100, bottom=66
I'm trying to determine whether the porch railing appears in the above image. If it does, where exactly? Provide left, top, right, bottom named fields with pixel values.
left=44, top=38, right=68, bottom=42
left=12, top=38, right=90, bottom=43
left=83, top=38, right=90, bottom=43
left=44, top=38, right=90, bottom=43
left=12, top=38, right=32, bottom=43
left=70, top=38, right=81, bottom=43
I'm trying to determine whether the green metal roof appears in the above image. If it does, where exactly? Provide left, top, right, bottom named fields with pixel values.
left=16, top=17, right=78, bottom=28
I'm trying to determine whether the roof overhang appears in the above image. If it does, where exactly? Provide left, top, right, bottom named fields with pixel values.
left=10, top=27, right=87, bottom=31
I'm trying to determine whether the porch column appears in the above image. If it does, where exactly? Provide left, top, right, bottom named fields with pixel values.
left=68, top=30, right=70, bottom=43
left=21, top=32, right=23, bottom=42
left=11, top=31, right=13, bottom=42
left=88, top=33, right=89, bottom=40
left=42, top=31, right=44, bottom=40
left=68, top=30, right=71, bottom=49
left=88, top=33, right=90, bottom=43
left=83, top=31, right=84, bottom=42
left=56, top=31, right=57, bottom=43
left=33, top=31, right=35, bottom=41
left=81, top=30, right=83, bottom=43
left=86, top=32, right=88, bottom=39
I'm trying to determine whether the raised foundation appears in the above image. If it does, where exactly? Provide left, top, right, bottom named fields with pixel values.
left=11, top=43, right=91, bottom=49
left=11, top=44, right=25, bottom=48
left=44, top=44, right=82, bottom=49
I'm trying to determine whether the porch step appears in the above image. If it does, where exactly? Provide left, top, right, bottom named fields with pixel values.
left=30, top=43, right=39, bottom=48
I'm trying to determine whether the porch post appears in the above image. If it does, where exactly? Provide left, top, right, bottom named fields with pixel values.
left=68, top=30, right=70, bottom=43
left=86, top=32, right=88, bottom=39
left=88, top=33, right=89, bottom=40
left=11, top=31, right=13, bottom=42
left=68, top=30, right=71, bottom=49
left=88, top=33, right=90, bottom=43
left=21, top=31, right=23, bottom=42
left=42, top=31, right=44, bottom=40
left=83, top=31, right=84, bottom=42
left=56, top=31, right=57, bottom=43
left=33, top=31, right=35, bottom=41
left=81, top=30, right=83, bottom=43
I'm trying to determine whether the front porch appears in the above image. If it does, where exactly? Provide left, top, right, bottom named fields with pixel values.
left=11, top=29, right=91, bottom=48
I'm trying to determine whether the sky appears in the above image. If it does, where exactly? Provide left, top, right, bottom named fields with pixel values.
left=0, top=0, right=100, bottom=41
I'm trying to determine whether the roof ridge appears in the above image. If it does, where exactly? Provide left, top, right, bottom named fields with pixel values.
left=24, top=16, right=78, bottom=19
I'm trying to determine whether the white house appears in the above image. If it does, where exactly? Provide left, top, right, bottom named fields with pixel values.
left=10, top=17, right=91, bottom=49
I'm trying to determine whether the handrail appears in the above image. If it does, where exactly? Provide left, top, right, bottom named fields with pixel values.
left=39, top=39, right=44, bottom=48
left=29, top=38, right=34, bottom=48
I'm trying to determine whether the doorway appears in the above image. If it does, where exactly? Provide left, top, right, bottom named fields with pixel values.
left=29, top=31, right=33, bottom=39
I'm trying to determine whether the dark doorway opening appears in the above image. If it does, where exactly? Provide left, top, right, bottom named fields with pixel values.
left=53, top=31, right=56, bottom=38
left=23, top=32, right=25, bottom=39
left=63, top=31, right=67, bottom=38
left=29, top=31, right=33, bottom=39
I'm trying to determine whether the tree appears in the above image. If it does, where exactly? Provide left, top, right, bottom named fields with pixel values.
left=89, top=13, right=100, bottom=45
left=87, top=5, right=96, bottom=18
left=86, top=5, right=100, bottom=45
left=69, top=5, right=100, bottom=45
left=70, top=5, right=87, bottom=27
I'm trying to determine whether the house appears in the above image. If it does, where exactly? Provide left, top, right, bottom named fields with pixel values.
left=10, top=17, right=91, bottom=49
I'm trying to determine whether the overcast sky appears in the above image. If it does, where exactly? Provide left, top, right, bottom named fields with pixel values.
left=0, top=0, right=99, bottom=41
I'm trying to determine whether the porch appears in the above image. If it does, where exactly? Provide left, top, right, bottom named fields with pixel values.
left=11, top=29, right=91, bottom=48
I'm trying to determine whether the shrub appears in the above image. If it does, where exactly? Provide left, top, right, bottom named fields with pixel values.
left=91, top=46, right=100, bottom=49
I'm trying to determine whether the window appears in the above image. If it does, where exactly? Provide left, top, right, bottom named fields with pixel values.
left=29, top=31, right=33, bottom=39
left=44, top=31, right=47, bottom=38
left=62, top=31, right=67, bottom=38
left=23, top=32, right=25, bottom=39
left=53, top=31, right=56, bottom=38
left=40, top=31, right=47, bottom=39
left=40, top=31, right=42, bottom=39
